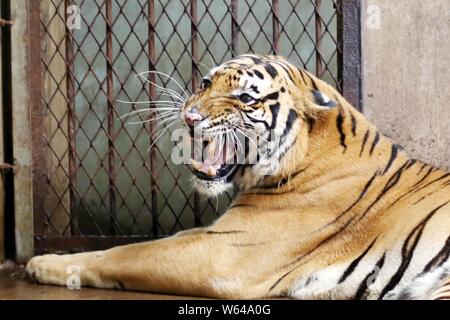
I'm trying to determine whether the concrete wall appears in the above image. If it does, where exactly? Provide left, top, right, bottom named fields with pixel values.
left=362, top=0, right=450, bottom=171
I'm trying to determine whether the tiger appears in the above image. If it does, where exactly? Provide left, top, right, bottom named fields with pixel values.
left=26, top=54, right=450, bottom=300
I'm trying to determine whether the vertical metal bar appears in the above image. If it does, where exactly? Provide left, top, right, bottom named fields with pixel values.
left=1, top=0, right=16, bottom=259
left=338, top=0, right=362, bottom=111
left=0, top=1, right=4, bottom=262
left=12, top=0, right=42, bottom=260
left=64, top=0, right=78, bottom=235
left=148, top=0, right=158, bottom=236
left=231, top=0, right=238, bottom=56
left=315, top=0, right=323, bottom=77
left=105, top=0, right=117, bottom=235
left=190, top=0, right=201, bottom=227
left=191, top=0, right=198, bottom=90
left=272, top=0, right=280, bottom=54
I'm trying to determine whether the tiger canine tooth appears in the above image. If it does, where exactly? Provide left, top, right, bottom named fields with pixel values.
left=207, top=167, right=217, bottom=176
left=191, top=159, right=202, bottom=171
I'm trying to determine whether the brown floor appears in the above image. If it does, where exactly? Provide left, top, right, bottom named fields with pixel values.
left=0, top=262, right=203, bottom=300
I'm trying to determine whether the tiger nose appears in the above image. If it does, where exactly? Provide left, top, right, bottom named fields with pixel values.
left=184, top=107, right=204, bottom=127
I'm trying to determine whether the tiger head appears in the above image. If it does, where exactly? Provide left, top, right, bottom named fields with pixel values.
left=181, top=54, right=339, bottom=196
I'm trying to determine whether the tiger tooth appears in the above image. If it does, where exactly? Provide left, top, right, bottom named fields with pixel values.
left=207, top=166, right=217, bottom=177
left=191, top=159, right=202, bottom=171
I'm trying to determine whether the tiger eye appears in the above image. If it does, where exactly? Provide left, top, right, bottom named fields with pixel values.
left=200, top=78, right=211, bottom=90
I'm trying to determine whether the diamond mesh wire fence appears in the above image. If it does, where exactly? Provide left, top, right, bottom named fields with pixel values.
left=34, top=0, right=358, bottom=252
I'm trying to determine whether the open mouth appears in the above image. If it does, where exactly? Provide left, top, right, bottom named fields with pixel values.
left=190, top=135, right=239, bottom=181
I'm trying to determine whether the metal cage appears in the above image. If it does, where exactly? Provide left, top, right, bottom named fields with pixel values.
left=4, top=0, right=362, bottom=256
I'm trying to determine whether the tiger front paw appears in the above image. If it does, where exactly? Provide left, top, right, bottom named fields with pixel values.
left=26, top=254, right=76, bottom=287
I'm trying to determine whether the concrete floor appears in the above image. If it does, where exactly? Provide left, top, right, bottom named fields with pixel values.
left=0, top=262, right=201, bottom=300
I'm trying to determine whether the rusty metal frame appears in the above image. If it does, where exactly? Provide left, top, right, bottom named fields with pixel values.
left=8, top=0, right=44, bottom=262
left=0, top=0, right=15, bottom=261
left=339, top=0, right=363, bottom=111
left=24, top=0, right=363, bottom=255
left=0, top=1, right=5, bottom=261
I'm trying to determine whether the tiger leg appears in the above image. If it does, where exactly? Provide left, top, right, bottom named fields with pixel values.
left=25, top=230, right=262, bottom=298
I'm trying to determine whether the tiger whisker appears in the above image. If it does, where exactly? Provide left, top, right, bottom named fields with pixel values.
left=117, top=99, right=183, bottom=106
left=235, top=128, right=263, bottom=156
left=136, top=74, right=185, bottom=102
left=232, top=130, right=244, bottom=154
left=137, top=71, right=189, bottom=99
left=236, top=125, right=269, bottom=145
left=126, top=112, right=179, bottom=125
left=119, top=107, right=180, bottom=120
left=147, top=120, right=179, bottom=152
left=148, top=115, right=180, bottom=131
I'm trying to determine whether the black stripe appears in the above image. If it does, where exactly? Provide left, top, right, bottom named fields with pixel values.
left=251, top=189, right=296, bottom=196
left=384, top=166, right=436, bottom=211
left=339, top=237, right=378, bottom=283
left=350, top=113, right=357, bottom=136
left=308, top=118, right=316, bottom=133
left=369, top=132, right=381, bottom=156
left=228, top=203, right=253, bottom=210
left=356, top=161, right=411, bottom=222
left=261, top=91, right=279, bottom=102
left=354, top=253, right=386, bottom=299
left=423, top=234, right=450, bottom=273
left=269, top=102, right=280, bottom=130
left=360, top=129, right=370, bottom=156
left=310, top=77, right=320, bottom=91
left=412, top=173, right=450, bottom=194
left=271, top=61, right=296, bottom=83
left=411, top=166, right=435, bottom=189
left=245, top=55, right=262, bottom=64
left=417, top=163, right=428, bottom=175
left=382, top=144, right=401, bottom=175
left=412, top=189, right=436, bottom=205
left=264, top=64, right=278, bottom=78
left=253, top=69, right=264, bottom=79
left=280, top=109, right=298, bottom=140
left=206, top=230, right=246, bottom=235
left=269, top=269, right=294, bottom=292
left=277, top=136, right=298, bottom=161
left=336, top=111, right=347, bottom=151
left=406, top=158, right=418, bottom=170
left=244, top=114, right=270, bottom=131
left=267, top=102, right=280, bottom=143
left=249, top=84, right=260, bottom=94
left=298, top=69, right=309, bottom=84
left=378, top=201, right=450, bottom=299
left=329, top=171, right=379, bottom=225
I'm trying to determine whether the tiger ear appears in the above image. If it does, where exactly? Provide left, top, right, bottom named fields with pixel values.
left=303, top=89, right=338, bottom=119
left=311, top=90, right=337, bottom=109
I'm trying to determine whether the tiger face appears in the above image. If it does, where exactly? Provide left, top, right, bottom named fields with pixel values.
left=181, top=54, right=334, bottom=196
